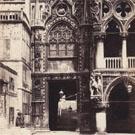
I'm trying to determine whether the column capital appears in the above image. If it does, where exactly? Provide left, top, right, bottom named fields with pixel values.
left=94, top=32, right=105, bottom=41
left=120, top=32, right=128, bottom=38
left=91, top=97, right=109, bottom=112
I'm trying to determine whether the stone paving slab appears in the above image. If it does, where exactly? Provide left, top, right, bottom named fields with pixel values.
left=32, top=131, right=135, bottom=135
left=32, top=131, right=80, bottom=135
left=0, top=128, right=135, bottom=135
left=0, top=127, right=32, bottom=135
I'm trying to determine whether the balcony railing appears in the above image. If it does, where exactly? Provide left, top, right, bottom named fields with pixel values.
left=0, top=11, right=21, bottom=21
left=128, top=57, right=135, bottom=68
left=105, top=57, right=122, bottom=69
left=0, top=11, right=30, bottom=29
left=104, top=57, right=135, bottom=69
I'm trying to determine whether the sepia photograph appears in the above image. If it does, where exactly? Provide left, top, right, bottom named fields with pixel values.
left=0, top=0, right=135, bottom=135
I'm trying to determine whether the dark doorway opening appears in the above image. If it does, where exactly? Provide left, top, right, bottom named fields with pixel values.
left=48, top=79, right=78, bottom=131
left=107, top=82, right=130, bottom=133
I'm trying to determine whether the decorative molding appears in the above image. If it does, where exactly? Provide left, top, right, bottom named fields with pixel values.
left=94, top=69, right=135, bottom=76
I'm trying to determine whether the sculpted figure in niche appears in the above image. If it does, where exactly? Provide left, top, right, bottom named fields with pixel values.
left=90, top=73, right=102, bottom=96
left=35, top=58, right=41, bottom=71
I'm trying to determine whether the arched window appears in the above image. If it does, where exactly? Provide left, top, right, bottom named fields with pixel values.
left=47, top=23, right=77, bottom=72
left=104, top=20, right=122, bottom=57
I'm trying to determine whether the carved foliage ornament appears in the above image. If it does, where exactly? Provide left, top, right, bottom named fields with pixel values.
left=90, top=0, right=100, bottom=23
left=42, top=4, right=50, bottom=21
left=34, top=32, right=42, bottom=72
left=73, top=0, right=83, bottom=23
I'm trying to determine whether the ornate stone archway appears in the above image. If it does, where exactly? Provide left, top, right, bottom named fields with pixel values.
left=104, top=76, right=135, bottom=103
left=104, top=76, right=135, bottom=133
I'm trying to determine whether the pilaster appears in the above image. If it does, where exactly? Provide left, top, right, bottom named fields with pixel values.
left=42, top=78, right=49, bottom=130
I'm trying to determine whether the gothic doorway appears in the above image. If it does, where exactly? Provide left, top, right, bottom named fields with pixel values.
left=107, top=81, right=135, bottom=133
left=48, top=79, right=78, bottom=131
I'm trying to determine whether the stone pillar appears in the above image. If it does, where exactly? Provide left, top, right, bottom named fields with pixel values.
left=42, top=106, right=49, bottom=130
left=122, top=37, right=128, bottom=68
left=96, top=110, right=106, bottom=133
left=42, top=78, right=49, bottom=130
left=96, top=36, right=105, bottom=69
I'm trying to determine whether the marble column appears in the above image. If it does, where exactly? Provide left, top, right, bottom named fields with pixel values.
left=96, top=110, right=106, bottom=133
left=122, top=37, right=128, bottom=68
left=96, top=36, right=105, bottom=69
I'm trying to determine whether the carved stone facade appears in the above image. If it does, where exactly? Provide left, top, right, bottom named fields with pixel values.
left=31, top=0, right=135, bottom=133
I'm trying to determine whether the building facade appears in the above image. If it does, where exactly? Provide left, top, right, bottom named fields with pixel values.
left=0, top=0, right=32, bottom=127
left=0, top=63, right=17, bottom=128
left=1, top=0, right=135, bottom=134
left=31, top=0, right=135, bottom=133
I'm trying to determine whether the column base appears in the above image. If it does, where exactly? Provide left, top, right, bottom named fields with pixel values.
left=32, top=128, right=50, bottom=135
left=95, top=132, right=107, bottom=135
left=96, top=111, right=106, bottom=133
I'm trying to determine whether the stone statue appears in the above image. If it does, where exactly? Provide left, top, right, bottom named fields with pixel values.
left=90, top=73, right=102, bottom=96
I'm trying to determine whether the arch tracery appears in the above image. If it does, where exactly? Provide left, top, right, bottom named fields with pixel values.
left=104, top=76, right=135, bottom=102
left=44, top=19, right=78, bottom=42
left=101, top=0, right=135, bottom=33
left=46, top=21, right=77, bottom=73
left=102, top=16, right=123, bottom=33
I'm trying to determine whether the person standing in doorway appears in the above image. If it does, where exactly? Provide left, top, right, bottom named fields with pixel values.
left=16, top=112, right=21, bottom=127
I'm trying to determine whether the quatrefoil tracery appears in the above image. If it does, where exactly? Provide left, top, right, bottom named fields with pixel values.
left=116, top=1, right=132, bottom=18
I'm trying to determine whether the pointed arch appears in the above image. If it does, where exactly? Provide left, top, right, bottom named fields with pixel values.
left=45, top=20, right=78, bottom=43
left=104, top=76, right=135, bottom=102
left=125, top=15, right=135, bottom=31
left=102, top=16, right=123, bottom=33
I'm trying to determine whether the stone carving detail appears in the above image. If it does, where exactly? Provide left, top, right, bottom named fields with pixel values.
left=34, top=43, right=42, bottom=72
left=45, top=0, right=56, bottom=5
left=90, top=0, right=100, bottom=24
left=90, top=73, right=103, bottom=96
left=35, top=59, right=41, bottom=72
left=34, top=46, right=41, bottom=72
left=56, top=3, right=68, bottom=16
left=72, top=0, right=83, bottom=24
left=115, top=1, right=132, bottom=18
left=35, top=30, right=42, bottom=41
left=42, top=4, right=50, bottom=21
left=34, top=29, right=43, bottom=72
left=44, top=0, right=78, bottom=40
left=102, top=1, right=110, bottom=17
left=33, top=79, right=42, bottom=100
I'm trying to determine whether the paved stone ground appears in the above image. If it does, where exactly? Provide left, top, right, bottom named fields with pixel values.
left=0, top=127, right=32, bottom=135
left=32, top=131, right=80, bottom=135
left=0, top=128, right=134, bottom=135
